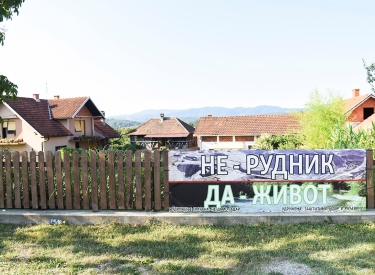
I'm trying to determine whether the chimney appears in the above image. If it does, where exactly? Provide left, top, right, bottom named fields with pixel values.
left=160, top=113, right=164, bottom=122
left=33, top=94, right=39, bottom=99
left=352, top=89, right=360, bottom=98
left=100, top=111, right=106, bottom=126
left=54, top=95, right=60, bottom=100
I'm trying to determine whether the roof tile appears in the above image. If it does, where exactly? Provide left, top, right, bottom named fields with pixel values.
left=48, top=97, right=88, bottom=118
left=94, top=119, right=121, bottom=139
left=5, top=97, right=72, bottom=137
left=128, top=117, right=195, bottom=136
left=343, top=94, right=371, bottom=113
left=194, top=114, right=299, bottom=135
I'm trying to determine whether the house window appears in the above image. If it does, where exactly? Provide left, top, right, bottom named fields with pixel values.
left=74, top=120, right=85, bottom=135
left=364, top=108, right=374, bottom=120
left=2, top=121, right=16, bottom=138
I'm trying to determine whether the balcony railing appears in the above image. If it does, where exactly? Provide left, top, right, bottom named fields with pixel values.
left=69, top=135, right=101, bottom=142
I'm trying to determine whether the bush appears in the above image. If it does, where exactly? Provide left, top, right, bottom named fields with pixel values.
left=253, top=134, right=302, bottom=150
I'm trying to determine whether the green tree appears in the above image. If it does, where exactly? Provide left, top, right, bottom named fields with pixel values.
left=363, top=59, right=375, bottom=93
left=329, top=122, right=375, bottom=150
left=109, top=126, right=142, bottom=151
left=1, top=0, right=24, bottom=44
left=295, top=89, right=348, bottom=149
left=188, top=121, right=197, bottom=128
left=1, top=0, right=25, bottom=103
left=106, top=118, right=141, bottom=128
left=0, top=75, right=17, bottom=103
left=253, top=133, right=302, bottom=150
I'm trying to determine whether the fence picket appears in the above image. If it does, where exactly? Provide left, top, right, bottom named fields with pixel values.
left=153, top=150, right=161, bottom=210
left=126, top=150, right=133, bottom=209
left=81, top=151, right=89, bottom=210
left=13, top=151, right=21, bottom=209
left=135, top=150, right=142, bottom=210
left=117, top=151, right=125, bottom=209
left=108, top=150, right=116, bottom=210
left=144, top=151, right=151, bottom=210
left=90, top=150, right=98, bottom=212
left=30, top=151, right=38, bottom=209
left=46, top=151, right=55, bottom=209
left=64, top=151, right=72, bottom=209
left=99, top=150, right=107, bottom=209
left=73, top=151, right=80, bottom=210
left=38, top=152, right=47, bottom=209
left=55, top=151, right=64, bottom=209
left=23, top=151, right=30, bottom=209
left=5, top=152, right=12, bottom=208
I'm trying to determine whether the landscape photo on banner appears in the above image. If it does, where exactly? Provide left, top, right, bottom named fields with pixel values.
left=168, top=149, right=367, bottom=213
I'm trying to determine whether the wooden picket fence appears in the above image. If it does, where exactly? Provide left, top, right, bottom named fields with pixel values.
left=1, top=149, right=374, bottom=212
left=0, top=150, right=169, bottom=212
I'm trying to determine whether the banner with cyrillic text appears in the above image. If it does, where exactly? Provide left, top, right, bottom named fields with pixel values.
left=169, top=149, right=367, bottom=213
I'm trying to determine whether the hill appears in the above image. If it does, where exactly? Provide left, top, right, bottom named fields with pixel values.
left=109, top=106, right=302, bottom=123
left=105, top=118, right=142, bottom=128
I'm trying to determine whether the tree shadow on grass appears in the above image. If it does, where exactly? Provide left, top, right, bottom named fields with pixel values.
left=8, top=255, right=67, bottom=269
left=7, top=255, right=139, bottom=275
left=154, top=264, right=232, bottom=275
left=219, top=222, right=375, bottom=274
left=70, top=259, right=140, bottom=275
left=0, top=224, right=27, bottom=252
left=3, top=222, right=375, bottom=275
left=14, top=224, right=209, bottom=259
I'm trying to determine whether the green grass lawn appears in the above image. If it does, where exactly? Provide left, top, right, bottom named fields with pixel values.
left=0, top=222, right=374, bottom=275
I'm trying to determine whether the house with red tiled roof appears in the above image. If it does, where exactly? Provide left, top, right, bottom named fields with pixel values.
left=194, top=114, right=299, bottom=150
left=94, top=115, right=122, bottom=148
left=127, top=114, right=196, bottom=149
left=0, top=94, right=119, bottom=152
left=344, top=89, right=375, bottom=131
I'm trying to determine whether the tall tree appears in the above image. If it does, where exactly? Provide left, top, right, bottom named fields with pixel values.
left=295, top=89, right=348, bottom=149
left=1, top=0, right=24, bottom=45
left=363, top=59, right=375, bottom=93
left=0, top=0, right=25, bottom=103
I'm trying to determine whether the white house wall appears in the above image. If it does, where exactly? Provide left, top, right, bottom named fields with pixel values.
left=57, top=119, right=68, bottom=129
left=1, top=120, right=73, bottom=153
left=0, top=104, right=16, bottom=118
left=4, top=135, right=73, bottom=153
left=0, top=104, right=39, bottom=151
left=0, top=105, right=22, bottom=140
left=244, top=141, right=255, bottom=149
left=200, top=141, right=254, bottom=150
left=20, top=122, right=44, bottom=151
left=0, top=118, right=23, bottom=140
left=44, top=136, right=73, bottom=152
left=3, top=127, right=43, bottom=152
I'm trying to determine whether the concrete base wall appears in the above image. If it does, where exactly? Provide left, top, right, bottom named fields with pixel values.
left=1, top=209, right=375, bottom=226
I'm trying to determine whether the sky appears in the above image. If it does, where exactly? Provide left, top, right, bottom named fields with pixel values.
left=0, top=0, right=374, bottom=117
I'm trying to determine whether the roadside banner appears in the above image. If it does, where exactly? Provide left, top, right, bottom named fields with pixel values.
left=168, top=149, right=367, bottom=213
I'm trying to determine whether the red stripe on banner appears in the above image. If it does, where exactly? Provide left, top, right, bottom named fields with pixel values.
left=169, top=179, right=365, bottom=184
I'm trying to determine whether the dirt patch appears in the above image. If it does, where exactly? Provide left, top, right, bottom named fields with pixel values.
left=263, top=259, right=312, bottom=275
